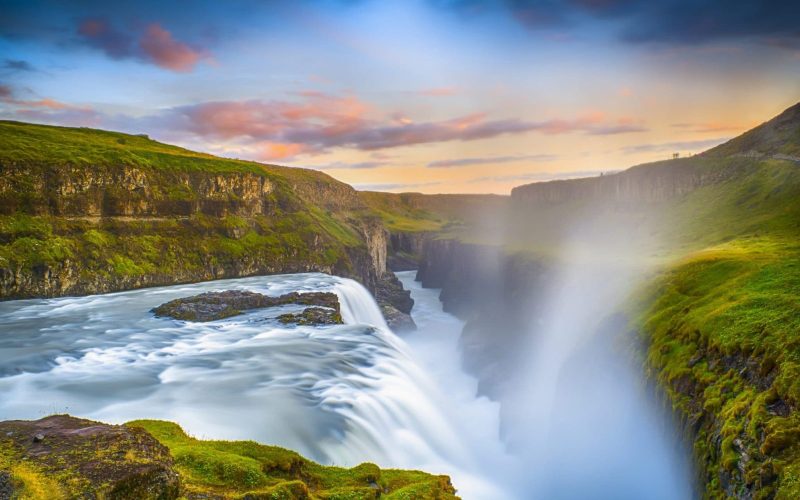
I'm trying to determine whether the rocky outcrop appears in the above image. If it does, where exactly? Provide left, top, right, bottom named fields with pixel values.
left=375, top=272, right=416, bottom=331
left=0, top=162, right=279, bottom=218
left=510, top=157, right=751, bottom=205
left=278, top=307, right=343, bottom=326
left=0, top=415, right=180, bottom=499
left=152, top=290, right=341, bottom=322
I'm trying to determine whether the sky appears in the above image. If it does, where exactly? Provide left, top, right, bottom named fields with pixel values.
left=1, top=0, right=799, bottom=194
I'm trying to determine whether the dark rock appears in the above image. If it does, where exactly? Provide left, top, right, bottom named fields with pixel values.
left=376, top=274, right=414, bottom=314
left=381, top=305, right=417, bottom=332
left=32, top=433, right=44, bottom=442
left=0, top=471, right=14, bottom=500
left=278, top=307, right=343, bottom=326
left=0, top=415, right=180, bottom=499
left=152, top=290, right=340, bottom=322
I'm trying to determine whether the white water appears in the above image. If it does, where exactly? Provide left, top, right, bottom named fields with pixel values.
left=0, top=268, right=691, bottom=498
left=0, top=272, right=508, bottom=498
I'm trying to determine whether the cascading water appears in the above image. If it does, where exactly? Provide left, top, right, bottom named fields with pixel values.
left=0, top=273, right=509, bottom=498
left=0, top=263, right=690, bottom=499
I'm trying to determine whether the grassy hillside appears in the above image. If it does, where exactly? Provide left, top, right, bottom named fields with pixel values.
left=0, top=416, right=458, bottom=499
left=0, top=121, right=381, bottom=299
left=630, top=155, right=800, bottom=498
left=131, top=420, right=458, bottom=500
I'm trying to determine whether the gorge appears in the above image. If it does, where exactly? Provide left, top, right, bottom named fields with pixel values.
left=2, top=101, right=800, bottom=499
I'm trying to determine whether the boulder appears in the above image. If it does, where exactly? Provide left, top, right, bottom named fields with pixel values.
left=152, top=290, right=340, bottom=322
left=0, top=415, right=180, bottom=499
left=381, top=304, right=417, bottom=332
left=278, top=307, right=343, bottom=326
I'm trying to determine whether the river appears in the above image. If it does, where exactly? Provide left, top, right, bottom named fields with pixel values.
left=0, top=270, right=690, bottom=498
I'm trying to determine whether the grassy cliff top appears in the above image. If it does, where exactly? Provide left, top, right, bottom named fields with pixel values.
left=131, top=420, right=458, bottom=499
left=0, top=415, right=458, bottom=499
left=0, top=120, right=348, bottom=189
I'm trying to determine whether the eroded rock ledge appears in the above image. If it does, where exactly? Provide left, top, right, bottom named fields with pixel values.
left=152, top=289, right=342, bottom=324
left=0, top=415, right=460, bottom=499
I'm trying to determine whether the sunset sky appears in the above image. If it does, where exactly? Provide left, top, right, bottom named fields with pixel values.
left=1, top=0, right=799, bottom=193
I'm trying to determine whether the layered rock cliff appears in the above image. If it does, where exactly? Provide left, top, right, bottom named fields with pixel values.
left=0, top=121, right=394, bottom=300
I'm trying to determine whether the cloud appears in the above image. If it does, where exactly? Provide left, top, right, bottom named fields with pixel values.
left=467, top=169, right=620, bottom=184
left=308, top=161, right=389, bottom=170
left=353, top=181, right=443, bottom=191
left=139, top=24, right=206, bottom=72
left=670, top=122, right=748, bottom=133
left=2, top=59, right=35, bottom=72
left=437, top=0, right=800, bottom=47
left=427, top=153, right=557, bottom=168
left=622, top=137, right=730, bottom=154
left=620, top=0, right=800, bottom=45
left=418, top=87, right=458, bottom=96
left=77, top=19, right=208, bottom=72
left=89, top=93, right=647, bottom=160
left=259, top=142, right=311, bottom=161
left=0, top=83, right=86, bottom=110
left=12, top=107, right=103, bottom=127
left=78, top=18, right=135, bottom=59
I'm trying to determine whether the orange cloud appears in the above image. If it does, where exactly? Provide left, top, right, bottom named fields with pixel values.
left=260, top=143, right=309, bottom=161
left=139, top=24, right=206, bottom=72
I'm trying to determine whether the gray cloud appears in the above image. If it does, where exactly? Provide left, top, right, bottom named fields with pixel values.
left=427, top=153, right=557, bottom=168
left=467, top=169, right=620, bottom=184
left=622, top=137, right=729, bottom=154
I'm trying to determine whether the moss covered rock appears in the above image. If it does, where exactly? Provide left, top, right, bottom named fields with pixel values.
left=0, top=415, right=180, bottom=499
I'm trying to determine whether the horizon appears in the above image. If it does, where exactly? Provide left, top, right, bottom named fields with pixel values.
left=1, top=0, right=799, bottom=194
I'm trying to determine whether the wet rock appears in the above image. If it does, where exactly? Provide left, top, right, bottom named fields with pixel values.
left=278, top=307, right=343, bottom=326
left=0, top=471, right=14, bottom=500
left=0, top=415, right=180, bottom=499
left=376, top=273, right=414, bottom=314
left=381, top=304, right=417, bottom=332
left=152, top=290, right=340, bottom=322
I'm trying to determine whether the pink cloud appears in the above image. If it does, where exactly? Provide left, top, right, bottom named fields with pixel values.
left=77, top=19, right=208, bottom=73
left=139, top=24, right=206, bottom=72
left=418, top=87, right=458, bottom=96
left=165, top=94, right=647, bottom=157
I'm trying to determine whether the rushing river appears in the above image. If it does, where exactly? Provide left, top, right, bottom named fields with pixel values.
left=0, top=269, right=691, bottom=498
left=0, top=271, right=509, bottom=498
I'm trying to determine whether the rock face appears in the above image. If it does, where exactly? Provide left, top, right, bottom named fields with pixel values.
left=0, top=160, right=391, bottom=300
left=510, top=156, right=750, bottom=205
left=416, top=237, right=553, bottom=396
left=0, top=415, right=180, bottom=499
left=0, top=163, right=276, bottom=218
left=152, top=290, right=341, bottom=323
left=375, top=272, right=416, bottom=331
left=388, top=231, right=432, bottom=271
left=380, top=304, right=417, bottom=332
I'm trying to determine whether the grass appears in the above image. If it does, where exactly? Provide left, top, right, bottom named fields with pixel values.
left=127, top=420, right=458, bottom=499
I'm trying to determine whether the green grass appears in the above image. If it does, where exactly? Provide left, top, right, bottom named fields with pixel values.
left=127, top=420, right=458, bottom=499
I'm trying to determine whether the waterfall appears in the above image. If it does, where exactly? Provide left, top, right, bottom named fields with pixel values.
left=334, top=279, right=390, bottom=330
left=0, top=272, right=509, bottom=498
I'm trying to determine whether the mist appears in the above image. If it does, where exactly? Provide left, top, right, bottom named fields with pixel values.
left=433, top=196, right=695, bottom=498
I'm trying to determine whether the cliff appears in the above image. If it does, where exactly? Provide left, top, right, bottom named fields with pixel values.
left=0, top=415, right=458, bottom=499
left=0, top=121, right=392, bottom=300
left=510, top=156, right=752, bottom=205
